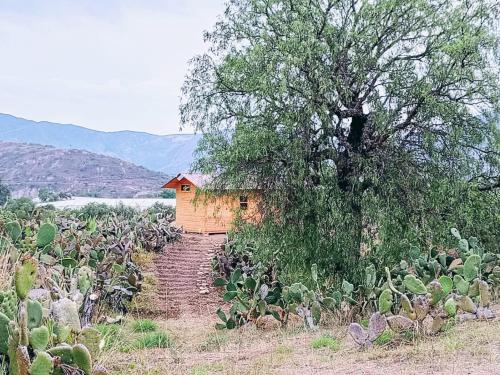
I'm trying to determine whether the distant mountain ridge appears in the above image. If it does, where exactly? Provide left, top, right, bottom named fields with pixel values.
left=0, top=141, right=168, bottom=198
left=0, top=113, right=200, bottom=174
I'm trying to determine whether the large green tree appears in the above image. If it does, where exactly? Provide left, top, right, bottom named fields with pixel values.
left=181, top=0, right=499, bottom=280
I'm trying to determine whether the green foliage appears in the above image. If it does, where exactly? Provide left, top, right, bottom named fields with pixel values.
left=4, top=198, right=35, bottom=219
left=38, top=188, right=59, bottom=203
left=134, top=331, right=173, bottom=349
left=36, top=223, right=57, bottom=248
left=159, top=189, right=176, bottom=199
left=132, top=319, right=157, bottom=333
left=181, top=0, right=500, bottom=283
left=311, top=335, right=341, bottom=351
left=0, top=181, right=10, bottom=206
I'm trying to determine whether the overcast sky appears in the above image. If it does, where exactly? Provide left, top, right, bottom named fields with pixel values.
left=0, top=0, right=225, bottom=135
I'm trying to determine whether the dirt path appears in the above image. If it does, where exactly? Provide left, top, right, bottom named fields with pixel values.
left=154, top=233, right=225, bottom=318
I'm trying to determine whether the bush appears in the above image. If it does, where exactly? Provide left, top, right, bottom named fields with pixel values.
left=132, top=319, right=157, bottom=333
left=4, top=197, right=35, bottom=219
left=38, top=188, right=59, bottom=203
left=134, top=331, right=173, bottom=349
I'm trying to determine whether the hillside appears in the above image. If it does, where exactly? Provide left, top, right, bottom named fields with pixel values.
left=0, top=141, right=169, bottom=198
left=0, top=113, right=200, bottom=174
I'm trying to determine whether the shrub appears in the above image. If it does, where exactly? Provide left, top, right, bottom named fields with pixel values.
left=132, top=319, right=157, bottom=333
left=4, top=197, right=35, bottom=219
left=160, top=189, right=176, bottom=199
left=134, top=331, right=173, bottom=349
left=0, top=181, right=10, bottom=206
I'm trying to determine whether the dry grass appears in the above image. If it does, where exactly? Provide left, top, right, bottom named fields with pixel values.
left=99, top=308, right=500, bottom=375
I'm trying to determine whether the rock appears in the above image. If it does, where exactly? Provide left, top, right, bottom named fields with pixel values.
left=199, top=289, right=209, bottom=295
left=51, top=298, right=81, bottom=333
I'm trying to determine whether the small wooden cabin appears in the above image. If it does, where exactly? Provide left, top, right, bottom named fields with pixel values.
left=162, top=173, right=258, bottom=234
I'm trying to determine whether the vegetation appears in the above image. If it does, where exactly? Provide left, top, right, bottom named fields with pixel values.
left=160, top=189, right=176, bottom=199
left=0, top=202, right=180, bottom=374
left=182, top=0, right=499, bottom=283
left=38, top=188, right=71, bottom=203
left=0, top=181, right=9, bottom=206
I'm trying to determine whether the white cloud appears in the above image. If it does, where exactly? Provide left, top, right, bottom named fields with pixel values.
left=0, top=0, right=225, bottom=134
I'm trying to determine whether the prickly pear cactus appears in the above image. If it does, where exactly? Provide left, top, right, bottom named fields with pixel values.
left=5, top=221, right=22, bottom=242
left=427, top=280, right=444, bottom=305
left=438, top=275, right=453, bottom=294
left=463, top=254, right=481, bottom=281
left=51, top=298, right=81, bottom=333
left=29, top=326, right=50, bottom=351
left=478, top=280, right=491, bottom=307
left=36, top=223, right=57, bottom=248
left=47, top=345, right=73, bottom=364
left=386, top=315, right=414, bottom=332
left=29, top=351, right=54, bottom=375
left=0, top=312, right=9, bottom=354
left=72, top=343, right=92, bottom=375
left=0, top=289, right=18, bottom=320
left=378, top=289, right=393, bottom=314
left=77, top=266, right=94, bottom=295
left=15, top=258, right=38, bottom=299
left=77, top=327, right=103, bottom=358
left=27, top=299, right=43, bottom=330
left=444, top=298, right=456, bottom=317
left=453, top=275, right=470, bottom=295
left=403, top=275, right=427, bottom=295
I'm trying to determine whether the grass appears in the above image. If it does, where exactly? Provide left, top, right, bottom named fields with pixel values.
left=132, top=319, right=158, bottom=333
left=197, top=331, right=229, bottom=352
left=134, top=331, right=174, bottom=349
left=311, top=334, right=341, bottom=351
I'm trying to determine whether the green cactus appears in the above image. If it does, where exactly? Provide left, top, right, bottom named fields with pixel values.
left=72, top=343, right=92, bottom=375
left=456, top=295, right=476, bottom=313
left=29, top=351, right=54, bottom=375
left=77, top=266, right=93, bottom=295
left=5, top=221, right=22, bottom=242
left=47, top=345, right=73, bottom=364
left=378, top=289, right=393, bottom=314
left=413, top=296, right=430, bottom=321
left=19, top=301, right=29, bottom=346
left=8, top=323, right=20, bottom=375
left=444, top=298, right=456, bottom=317
left=53, top=324, right=71, bottom=343
left=288, top=283, right=305, bottom=302
left=311, top=301, right=321, bottom=325
left=365, top=264, right=376, bottom=290
left=0, top=312, right=9, bottom=354
left=36, top=223, right=57, bottom=248
left=458, top=238, right=469, bottom=254
left=463, top=254, right=481, bottom=281
left=438, top=275, right=453, bottom=295
left=27, top=299, right=43, bottom=330
left=15, top=258, right=38, bottom=299
left=77, top=327, right=103, bottom=359
left=403, top=275, right=427, bottom=295
left=0, top=289, right=18, bottom=320
left=478, top=280, right=491, bottom=307
left=468, top=279, right=480, bottom=297
left=427, top=280, right=444, bottom=305
left=453, top=275, right=470, bottom=295
left=29, top=326, right=50, bottom=351
left=400, top=294, right=415, bottom=319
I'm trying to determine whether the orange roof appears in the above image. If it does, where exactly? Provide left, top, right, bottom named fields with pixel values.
left=162, top=173, right=212, bottom=189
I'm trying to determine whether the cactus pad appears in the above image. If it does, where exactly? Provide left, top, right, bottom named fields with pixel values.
left=438, top=275, right=453, bottom=294
left=5, top=221, right=22, bottom=242
left=15, top=258, right=38, bottom=299
left=72, top=343, right=92, bottom=375
left=463, top=254, right=481, bottom=281
left=348, top=322, right=368, bottom=346
left=0, top=289, right=18, bottom=320
left=51, top=298, right=81, bottom=333
left=47, top=345, right=73, bottom=364
left=403, top=275, right=427, bottom=295
left=453, top=275, right=469, bottom=295
left=444, top=298, right=456, bottom=317
left=478, top=280, right=491, bottom=307
left=378, top=289, right=393, bottom=314
left=36, top=223, right=57, bottom=248
left=386, top=315, right=414, bottom=332
left=367, top=312, right=387, bottom=342
left=29, top=351, right=54, bottom=375
left=0, top=312, right=10, bottom=354
left=427, top=280, right=444, bottom=305
left=27, top=299, right=43, bottom=330
left=77, top=327, right=103, bottom=358
left=77, top=266, right=93, bottom=295
left=30, top=326, right=50, bottom=351
left=456, top=295, right=477, bottom=313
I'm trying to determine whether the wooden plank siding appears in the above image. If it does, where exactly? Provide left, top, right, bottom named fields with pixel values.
left=172, top=177, right=259, bottom=234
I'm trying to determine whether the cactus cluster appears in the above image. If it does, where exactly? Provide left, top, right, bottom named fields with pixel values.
left=0, top=257, right=106, bottom=375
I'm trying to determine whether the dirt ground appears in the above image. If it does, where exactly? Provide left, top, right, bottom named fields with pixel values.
left=101, top=310, right=499, bottom=375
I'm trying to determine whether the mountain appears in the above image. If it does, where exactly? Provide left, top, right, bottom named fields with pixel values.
left=0, top=141, right=169, bottom=198
left=0, top=113, right=200, bottom=174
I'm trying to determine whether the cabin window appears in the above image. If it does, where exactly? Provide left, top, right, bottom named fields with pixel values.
left=239, top=195, right=248, bottom=210
left=181, top=184, right=191, bottom=192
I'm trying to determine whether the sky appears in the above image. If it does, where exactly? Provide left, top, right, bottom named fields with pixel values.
left=0, top=0, right=225, bottom=135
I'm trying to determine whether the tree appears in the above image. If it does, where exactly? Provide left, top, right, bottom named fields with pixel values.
left=0, top=180, right=10, bottom=206
left=181, top=0, right=500, bottom=280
